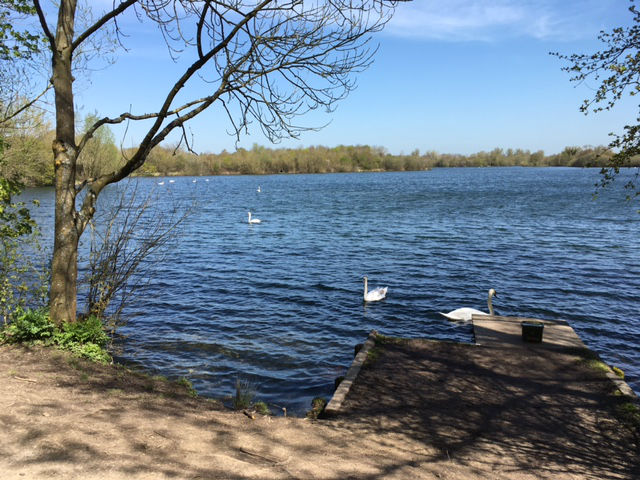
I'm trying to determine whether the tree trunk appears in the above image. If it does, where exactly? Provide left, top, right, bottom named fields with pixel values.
left=49, top=141, right=79, bottom=324
left=49, top=0, right=79, bottom=325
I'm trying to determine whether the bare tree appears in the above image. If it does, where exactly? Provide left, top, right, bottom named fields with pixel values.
left=82, top=179, right=189, bottom=329
left=28, top=0, right=403, bottom=324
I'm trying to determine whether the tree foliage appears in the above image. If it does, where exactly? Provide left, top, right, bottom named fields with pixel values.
left=0, top=105, right=53, bottom=185
left=138, top=143, right=618, bottom=176
left=554, top=0, right=640, bottom=200
left=0, top=0, right=42, bottom=61
left=77, top=112, right=120, bottom=181
left=0, top=0, right=49, bottom=130
left=0, top=177, right=48, bottom=324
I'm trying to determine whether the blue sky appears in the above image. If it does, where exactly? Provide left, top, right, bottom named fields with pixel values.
left=74, top=0, right=638, bottom=156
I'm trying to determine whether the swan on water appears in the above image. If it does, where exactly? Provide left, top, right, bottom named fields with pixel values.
left=248, top=211, right=261, bottom=224
left=257, top=186, right=261, bottom=192
left=439, top=289, right=497, bottom=322
left=169, top=179, right=175, bottom=183
left=363, top=276, right=388, bottom=302
left=157, top=181, right=165, bottom=185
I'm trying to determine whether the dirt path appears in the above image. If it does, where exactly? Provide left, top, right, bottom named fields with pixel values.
left=1, top=342, right=638, bottom=479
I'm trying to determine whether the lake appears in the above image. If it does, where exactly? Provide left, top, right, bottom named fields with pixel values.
left=26, top=168, right=640, bottom=414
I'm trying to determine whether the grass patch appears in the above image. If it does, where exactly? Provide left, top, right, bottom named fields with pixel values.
left=576, top=350, right=614, bottom=375
left=231, top=379, right=272, bottom=414
left=613, top=400, right=640, bottom=444
left=233, top=379, right=255, bottom=410
left=615, top=402, right=640, bottom=426
left=612, top=366, right=625, bottom=379
left=364, top=346, right=382, bottom=366
left=374, top=333, right=407, bottom=346
left=177, top=377, right=198, bottom=398
left=584, top=358, right=611, bottom=374
left=364, top=334, right=408, bottom=367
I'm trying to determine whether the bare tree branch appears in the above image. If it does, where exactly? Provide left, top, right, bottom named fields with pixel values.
left=72, top=0, right=138, bottom=53
left=33, top=0, right=55, bottom=49
left=46, top=0, right=402, bottom=322
left=0, top=84, right=51, bottom=128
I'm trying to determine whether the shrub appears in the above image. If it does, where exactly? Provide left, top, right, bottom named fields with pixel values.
left=54, top=315, right=109, bottom=348
left=0, top=309, right=111, bottom=364
left=306, top=397, right=327, bottom=420
left=67, top=341, right=111, bottom=364
left=1, top=308, right=54, bottom=343
left=253, top=401, right=271, bottom=416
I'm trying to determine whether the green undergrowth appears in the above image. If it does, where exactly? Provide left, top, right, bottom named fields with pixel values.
left=177, top=377, right=198, bottom=398
left=577, top=350, right=627, bottom=382
left=231, top=379, right=271, bottom=415
left=0, top=308, right=111, bottom=363
left=306, top=397, right=327, bottom=420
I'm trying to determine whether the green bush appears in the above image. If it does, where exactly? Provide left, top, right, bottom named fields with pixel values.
left=67, top=341, right=111, bottom=364
left=54, top=315, right=109, bottom=348
left=253, top=401, right=271, bottom=416
left=1, top=308, right=54, bottom=343
left=0, top=309, right=111, bottom=363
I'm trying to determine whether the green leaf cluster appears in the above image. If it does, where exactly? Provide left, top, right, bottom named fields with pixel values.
left=0, top=177, right=47, bottom=323
left=554, top=0, right=640, bottom=201
left=0, top=0, right=42, bottom=61
left=0, top=177, right=35, bottom=238
left=1, top=308, right=112, bottom=364
left=55, top=315, right=109, bottom=349
left=1, top=307, right=53, bottom=342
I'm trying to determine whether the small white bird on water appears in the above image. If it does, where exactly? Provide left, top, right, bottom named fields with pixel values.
left=439, top=289, right=497, bottom=322
left=363, top=276, right=388, bottom=302
left=157, top=181, right=165, bottom=185
left=257, top=186, right=261, bottom=192
left=247, top=211, right=261, bottom=224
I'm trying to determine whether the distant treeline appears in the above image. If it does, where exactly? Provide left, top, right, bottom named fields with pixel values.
left=1, top=112, right=634, bottom=187
left=136, top=144, right=624, bottom=178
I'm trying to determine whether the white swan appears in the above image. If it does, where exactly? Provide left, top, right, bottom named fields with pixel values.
left=247, top=211, right=261, bottom=224
left=157, top=181, right=165, bottom=185
left=257, top=186, right=261, bottom=192
left=440, top=289, right=497, bottom=322
left=169, top=179, right=175, bottom=183
left=363, top=276, right=388, bottom=302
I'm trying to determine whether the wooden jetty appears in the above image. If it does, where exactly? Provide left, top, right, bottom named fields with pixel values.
left=323, top=315, right=639, bottom=479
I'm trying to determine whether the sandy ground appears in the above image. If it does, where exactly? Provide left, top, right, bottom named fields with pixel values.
left=0, top=341, right=638, bottom=479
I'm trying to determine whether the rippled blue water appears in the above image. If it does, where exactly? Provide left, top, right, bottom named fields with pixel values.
left=26, top=168, right=640, bottom=414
